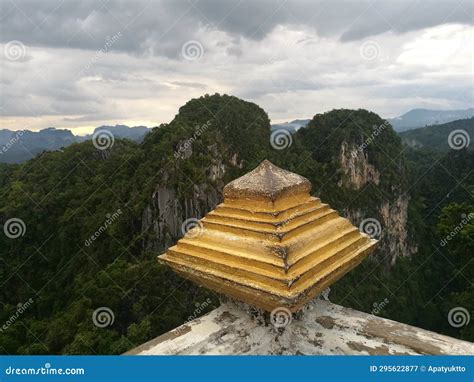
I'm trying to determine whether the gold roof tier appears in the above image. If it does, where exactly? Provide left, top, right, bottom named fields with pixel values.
left=158, top=160, right=378, bottom=312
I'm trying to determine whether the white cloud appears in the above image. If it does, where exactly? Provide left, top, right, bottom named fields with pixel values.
left=398, top=24, right=473, bottom=69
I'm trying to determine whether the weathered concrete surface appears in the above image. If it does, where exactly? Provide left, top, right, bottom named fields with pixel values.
left=126, top=300, right=474, bottom=355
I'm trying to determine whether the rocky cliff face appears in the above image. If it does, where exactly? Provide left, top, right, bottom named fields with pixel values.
left=379, top=195, right=413, bottom=264
left=297, top=109, right=416, bottom=266
left=142, top=182, right=222, bottom=252
left=141, top=154, right=233, bottom=252
left=342, top=197, right=413, bottom=266
left=338, top=141, right=414, bottom=264
left=338, top=141, right=380, bottom=189
left=138, top=94, right=272, bottom=253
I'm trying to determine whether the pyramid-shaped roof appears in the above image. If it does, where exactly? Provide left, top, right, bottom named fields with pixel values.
left=158, top=160, right=377, bottom=312
left=224, top=159, right=311, bottom=201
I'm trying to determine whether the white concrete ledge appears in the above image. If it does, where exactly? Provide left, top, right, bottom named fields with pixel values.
left=125, top=300, right=474, bottom=355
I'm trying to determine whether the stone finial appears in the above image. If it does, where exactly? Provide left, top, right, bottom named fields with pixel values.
left=158, top=160, right=377, bottom=312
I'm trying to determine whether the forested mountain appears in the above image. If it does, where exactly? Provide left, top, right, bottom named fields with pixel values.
left=0, top=125, right=150, bottom=164
left=295, top=110, right=413, bottom=265
left=0, top=128, right=76, bottom=164
left=399, top=118, right=474, bottom=151
left=332, top=147, right=473, bottom=340
left=0, top=94, right=472, bottom=354
left=389, top=108, right=474, bottom=132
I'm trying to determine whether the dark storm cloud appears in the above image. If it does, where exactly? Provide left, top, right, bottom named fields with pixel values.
left=0, top=0, right=197, bottom=57
left=0, top=0, right=472, bottom=129
left=1, top=0, right=472, bottom=57
left=339, top=0, right=474, bottom=41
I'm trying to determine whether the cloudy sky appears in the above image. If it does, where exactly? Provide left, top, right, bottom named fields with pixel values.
left=0, top=0, right=473, bottom=134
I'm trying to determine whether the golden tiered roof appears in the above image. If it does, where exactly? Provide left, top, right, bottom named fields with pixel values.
left=158, top=160, right=377, bottom=312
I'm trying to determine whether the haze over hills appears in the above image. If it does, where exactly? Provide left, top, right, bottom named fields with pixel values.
left=271, top=108, right=474, bottom=134
left=0, top=125, right=151, bottom=164
left=270, top=119, right=310, bottom=133
left=5, top=119, right=311, bottom=164
left=2, top=108, right=473, bottom=164
left=0, top=128, right=76, bottom=164
left=388, top=108, right=474, bottom=132
left=78, top=125, right=151, bottom=142
left=399, top=118, right=474, bottom=151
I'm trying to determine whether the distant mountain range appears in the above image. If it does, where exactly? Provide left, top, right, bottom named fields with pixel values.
left=0, top=125, right=150, bottom=164
left=388, top=108, right=474, bottom=132
left=272, top=109, right=474, bottom=134
left=271, top=119, right=310, bottom=133
left=3, top=108, right=473, bottom=164
left=77, top=125, right=150, bottom=142
left=399, top=118, right=473, bottom=151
